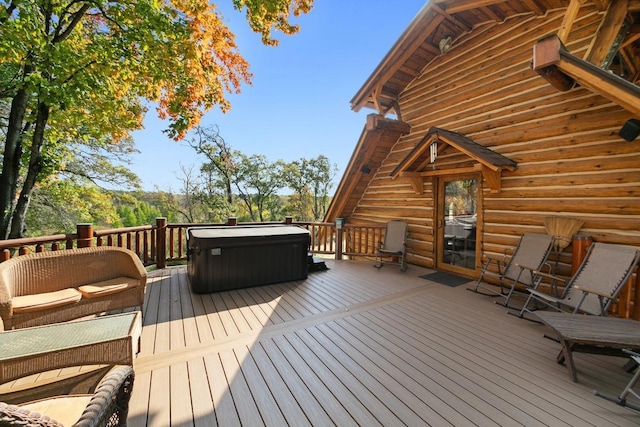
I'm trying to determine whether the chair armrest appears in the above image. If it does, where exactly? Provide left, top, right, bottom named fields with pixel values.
left=530, top=270, right=567, bottom=283
left=514, top=262, right=537, bottom=271
left=523, top=269, right=567, bottom=295
left=484, top=256, right=504, bottom=266
left=75, top=365, right=135, bottom=427
left=0, top=402, right=64, bottom=427
left=572, top=285, right=612, bottom=299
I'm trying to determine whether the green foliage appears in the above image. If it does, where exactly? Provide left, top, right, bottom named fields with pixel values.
left=180, top=125, right=335, bottom=223
left=0, top=0, right=313, bottom=239
left=25, top=179, right=122, bottom=236
left=116, top=200, right=163, bottom=227
left=282, top=155, right=336, bottom=221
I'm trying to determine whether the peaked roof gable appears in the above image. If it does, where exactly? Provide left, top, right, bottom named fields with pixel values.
left=391, top=127, right=517, bottom=194
left=391, top=127, right=517, bottom=177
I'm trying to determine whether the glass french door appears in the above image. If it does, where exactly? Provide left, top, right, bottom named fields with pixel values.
left=437, top=176, right=479, bottom=273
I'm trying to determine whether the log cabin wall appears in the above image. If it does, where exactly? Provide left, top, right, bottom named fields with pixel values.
left=347, top=6, right=639, bottom=277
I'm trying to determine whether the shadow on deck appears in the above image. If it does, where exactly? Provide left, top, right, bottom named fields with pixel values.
left=126, top=260, right=639, bottom=426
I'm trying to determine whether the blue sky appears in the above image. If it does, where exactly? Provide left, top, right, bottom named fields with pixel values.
left=130, top=1, right=426, bottom=192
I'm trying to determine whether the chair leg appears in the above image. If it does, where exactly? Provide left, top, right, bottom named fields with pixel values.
left=400, top=254, right=407, bottom=272
left=496, top=268, right=528, bottom=309
left=467, top=259, right=504, bottom=296
left=374, top=252, right=383, bottom=268
left=594, top=352, right=640, bottom=411
left=507, top=292, right=546, bottom=322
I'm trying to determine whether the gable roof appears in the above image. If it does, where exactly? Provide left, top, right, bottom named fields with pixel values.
left=324, top=115, right=410, bottom=222
left=326, top=1, right=640, bottom=223
left=391, top=127, right=517, bottom=194
left=391, top=127, right=517, bottom=178
left=350, top=1, right=640, bottom=117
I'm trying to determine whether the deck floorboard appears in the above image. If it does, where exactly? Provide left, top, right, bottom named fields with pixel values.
left=135, top=260, right=640, bottom=426
left=3, top=259, right=640, bottom=426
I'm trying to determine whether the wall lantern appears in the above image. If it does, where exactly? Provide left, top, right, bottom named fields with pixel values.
left=439, top=36, right=452, bottom=55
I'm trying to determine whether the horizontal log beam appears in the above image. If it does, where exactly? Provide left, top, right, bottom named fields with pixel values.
left=532, top=34, right=640, bottom=116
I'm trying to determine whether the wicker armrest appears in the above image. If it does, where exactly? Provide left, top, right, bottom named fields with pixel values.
left=75, top=365, right=135, bottom=427
left=0, top=402, right=64, bottom=426
left=0, top=365, right=134, bottom=427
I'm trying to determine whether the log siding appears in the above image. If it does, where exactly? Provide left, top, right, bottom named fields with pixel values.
left=343, top=6, right=639, bottom=316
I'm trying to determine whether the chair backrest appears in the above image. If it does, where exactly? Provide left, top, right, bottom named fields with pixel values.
left=503, top=233, right=554, bottom=284
left=383, top=221, right=408, bottom=254
left=562, top=243, right=640, bottom=315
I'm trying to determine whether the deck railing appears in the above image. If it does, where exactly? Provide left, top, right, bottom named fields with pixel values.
left=0, top=217, right=385, bottom=268
left=0, top=218, right=637, bottom=319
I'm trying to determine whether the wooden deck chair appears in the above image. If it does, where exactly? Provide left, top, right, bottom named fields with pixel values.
left=594, top=349, right=640, bottom=411
left=516, top=243, right=640, bottom=318
left=467, top=233, right=554, bottom=308
left=374, top=220, right=408, bottom=271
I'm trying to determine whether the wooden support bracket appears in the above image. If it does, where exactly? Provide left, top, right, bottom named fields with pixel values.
left=532, top=34, right=640, bottom=116
left=399, top=172, right=424, bottom=195
left=475, top=164, right=503, bottom=193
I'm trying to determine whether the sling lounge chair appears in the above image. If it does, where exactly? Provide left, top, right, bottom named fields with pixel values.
left=467, top=233, right=554, bottom=308
left=374, top=220, right=408, bottom=271
left=516, top=242, right=640, bottom=318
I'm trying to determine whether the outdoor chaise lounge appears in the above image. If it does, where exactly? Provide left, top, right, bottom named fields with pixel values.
left=468, top=233, right=555, bottom=308
left=0, top=247, right=147, bottom=330
left=0, top=365, right=134, bottom=427
left=374, top=220, right=408, bottom=271
left=515, top=242, right=640, bottom=319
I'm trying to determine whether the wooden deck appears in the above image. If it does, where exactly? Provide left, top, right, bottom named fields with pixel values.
left=125, top=260, right=640, bottom=426
left=1, top=259, right=639, bottom=426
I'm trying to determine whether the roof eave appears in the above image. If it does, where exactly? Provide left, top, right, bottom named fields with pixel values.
left=350, top=2, right=434, bottom=112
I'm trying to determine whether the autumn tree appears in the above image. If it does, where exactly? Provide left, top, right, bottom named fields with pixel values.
left=0, top=0, right=313, bottom=239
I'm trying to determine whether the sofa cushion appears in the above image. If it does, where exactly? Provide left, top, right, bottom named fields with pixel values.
left=77, top=276, right=139, bottom=298
left=22, top=395, right=92, bottom=426
left=12, top=288, right=82, bottom=314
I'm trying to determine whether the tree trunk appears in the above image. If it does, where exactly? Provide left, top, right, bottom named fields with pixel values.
left=9, top=102, right=50, bottom=239
left=0, top=86, right=29, bottom=239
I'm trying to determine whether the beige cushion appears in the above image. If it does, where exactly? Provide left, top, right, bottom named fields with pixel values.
left=12, top=288, right=82, bottom=313
left=78, top=276, right=138, bottom=298
left=22, top=395, right=92, bottom=426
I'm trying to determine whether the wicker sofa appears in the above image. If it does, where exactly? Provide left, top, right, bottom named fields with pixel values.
left=0, top=247, right=146, bottom=330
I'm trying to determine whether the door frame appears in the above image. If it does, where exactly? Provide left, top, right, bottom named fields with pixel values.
left=435, top=172, right=483, bottom=276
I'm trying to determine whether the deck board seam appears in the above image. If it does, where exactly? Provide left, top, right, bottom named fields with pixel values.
left=134, top=282, right=432, bottom=373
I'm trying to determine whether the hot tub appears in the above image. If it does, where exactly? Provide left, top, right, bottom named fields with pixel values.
left=187, top=225, right=310, bottom=293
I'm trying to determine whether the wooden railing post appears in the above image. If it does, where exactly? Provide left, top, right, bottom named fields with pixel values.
left=76, top=224, right=93, bottom=248
left=227, top=217, right=237, bottom=226
left=335, top=218, right=344, bottom=260
left=156, top=217, right=167, bottom=269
